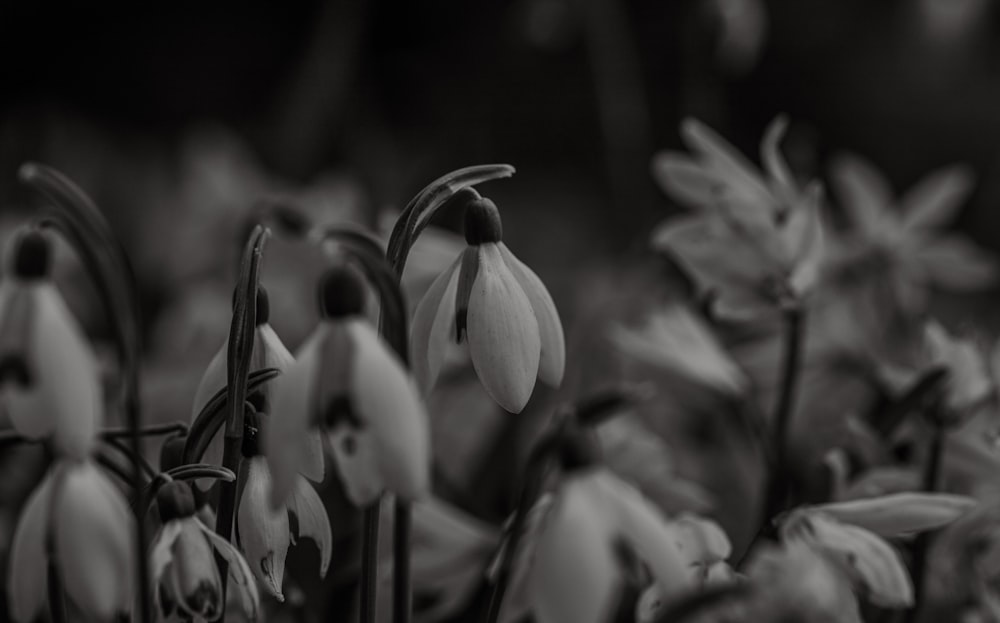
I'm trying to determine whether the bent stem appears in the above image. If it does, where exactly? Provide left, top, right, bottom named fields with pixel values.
left=906, top=417, right=946, bottom=623
left=740, top=305, right=804, bottom=566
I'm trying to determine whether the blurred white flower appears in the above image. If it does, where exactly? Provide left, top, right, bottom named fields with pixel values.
left=267, top=266, right=430, bottom=508
left=652, top=117, right=825, bottom=320
left=0, top=228, right=102, bottom=459
left=411, top=197, right=565, bottom=413
left=610, top=306, right=746, bottom=395
left=528, top=469, right=693, bottom=623
left=8, top=460, right=135, bottom=622
left=707, top=0, right=768, bottom=74
left=924, top=321, right=994, bottom=418
left=151, top=480, right=260, bottom=621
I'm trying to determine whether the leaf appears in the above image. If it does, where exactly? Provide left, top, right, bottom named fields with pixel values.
left=783, top=512, right=913, bottom=608
left=809, top=493, right=976, bottom=537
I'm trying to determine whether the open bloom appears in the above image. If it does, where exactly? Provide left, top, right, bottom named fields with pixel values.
left=528, top=469, right=693, bottom=623
left=0, top=228, right=102, bottom=458
left=267, top=266, right=430, bottom=508
left=8, top=459, right=135, bottom=622
left=236, top=412, right=331, bottom=600
left=151, top=480, right=260, bottom=621
left=651, top=117, right=825, bottom=320
left=191, top=286, right=324, bottom=486
left=410, top=196, right=565, bottom=413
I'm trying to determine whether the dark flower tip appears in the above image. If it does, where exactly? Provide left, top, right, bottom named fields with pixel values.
left=241, top=410, right=263, bottom=458
left=319, top=266, right=366, bottom=319
left=157, top=480, right=197, bottom=522
left=463, top=197, right=503, bottom=245
left=12, top=230, right=51, bottom=280
left=231, top=286, right=270, bottom=326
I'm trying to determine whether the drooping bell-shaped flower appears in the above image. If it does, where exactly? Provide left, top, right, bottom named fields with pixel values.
left=8, top=460, right=135, bottom=622
left=528, top=468, right=693, bottom=623
left=411, top=197, right=565, bottom=413
left=236, top=412, right=331, bottom=600
left=267, top=266, right=430, bottom=508
left=0, top=228, right=102, bottom=459
left=191, top=287, right=324, bottom=485
left=150, top=479, right=260, bottom=622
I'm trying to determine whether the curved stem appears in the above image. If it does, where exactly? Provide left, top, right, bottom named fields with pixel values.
left=101, top=421, right=188, bottom=440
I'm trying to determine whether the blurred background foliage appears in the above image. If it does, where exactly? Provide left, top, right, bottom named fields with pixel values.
left=3, top=0, right=1000, bottom=620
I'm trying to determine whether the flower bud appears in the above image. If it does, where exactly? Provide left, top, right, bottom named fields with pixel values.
left=319, top=266, right=366, bottom=319
left=463, top=197, right=503, bottom=245
left=11, top=230, right=51, bottom=280
left=158, top=481, right=197, bottom=523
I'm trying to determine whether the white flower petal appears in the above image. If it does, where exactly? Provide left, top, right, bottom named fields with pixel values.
left=56, top=462, right=135, bottom=620
left=5, top=284, right=101, bottom=458
left=900, top=164, right=974, bottom=234
left=650, top=152, right=720, bottom=208
left=266, top=328, right=325, bottom=507
left=467, top=244, right=541, bottom=413
left=149, top=520, right=184, bottom=614
left=809, top=492, right=976, bottom=537
left=238, top=458, right=289, bottom=600
left=914, top=234, right=997, bottom=291
left=327, top=423, right=385, bottom=506
left=530, top=477, right=621, bottom=623
left=409, top=254, right=461, bottom=394
left=167, top=519, right=222, bottom=620
left=829, top=154, right=897, bottom=236
left=199, top=521, right=261, bottom=621
left=8, top=467, right=52, bottom=623
left=348, top=320, right=430, bottom=501
left=761, top=115, right=795, bottom=196
left=498, top=244, right=565, bottom=387
left=287, top=477, right=333, bottom=577
left=680, top=118, right=774, bottom=215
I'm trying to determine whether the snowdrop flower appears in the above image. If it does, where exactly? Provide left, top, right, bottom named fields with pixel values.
left=923, top=321, right=994, bottom=420
left=151, top=479, right=260, bottom=621
left=237, top=411, right=331, bottom=600
left=652, top=117, right=825, bottom=320
left=267, top=266, right=430, bottom=508
left=528, top=468, right=693, bottom=623
left=191, top=287, right=324, bottom=486
left=8, top=460, right=134, bottom=622
left=0, top=228, right=102, bottom=458
left=411, top=196, right=565, bottom=413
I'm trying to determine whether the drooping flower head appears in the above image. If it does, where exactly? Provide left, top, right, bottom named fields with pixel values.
left=151, top=479, right=260, bottom=622
left=236, top=410, right=331, bottom=600
left=411, top=196, right=565, bottom=412
left=527, top=441, right=694, bottom=623
left=8, top=460, right=135, bottom=622
left=191, top=286, right=324, bottom=487
left=267, top=265, right=430, bottom=508
left=0, top=227, right=102, bottom=458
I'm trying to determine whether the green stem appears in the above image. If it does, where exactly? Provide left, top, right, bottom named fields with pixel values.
left=101, top=421, right=188, bottom=440
left=360, top=504, right=381, bottom=623
left=739, top=305, right=804, bottom=566
left=906, top=419, right=946, bottom=623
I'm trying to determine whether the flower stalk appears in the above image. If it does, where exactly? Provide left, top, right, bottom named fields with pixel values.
left=19, top=163, right=150, bottom=623
left=905, top=415, right=946, bottom=623
left=214, top=225, right=268, bottom=600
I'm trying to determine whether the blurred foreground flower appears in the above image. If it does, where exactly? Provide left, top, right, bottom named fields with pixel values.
left=191, top=287, right=324, bottom=486
left=8, top=460, right=135, bottom=622
left=922, top=321, right=995, bottom=421
left=152, top=479, right=260, bottom=621
left=652, top=117, right=825, bottom=320
left=237, top=412, right=331, bottom=601
left=411, top=196, right=565, bottom=412
left=267, top=266, right=430, bottom=507
left=528, top=469, right=693, bottom=623
left=0, top=228, right=102, bottom=458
